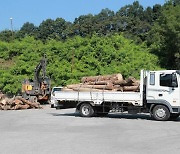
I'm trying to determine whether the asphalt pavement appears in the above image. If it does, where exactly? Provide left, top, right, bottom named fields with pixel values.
left=0, top=106, right=180, bottom=154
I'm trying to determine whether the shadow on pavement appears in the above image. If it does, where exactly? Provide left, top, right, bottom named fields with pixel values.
left=51, top=112, right=80, bottom=117
left=50, top=112, right=180, bottom=121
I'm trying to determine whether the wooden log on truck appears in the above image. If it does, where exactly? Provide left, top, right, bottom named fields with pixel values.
left=67, top=84, right=83, bottom=89
left=113, top=80, right=127, bottom=85
left=132, top=80, right=140, bottom=86
left=77, top=84, right=114, bottom=90
left=123, top=86, right=140, bottom=92
left=67, top=84, right=114, bottom=90
left=113, top=85, right=124, bottom=91
left=86, top=80, right=113, bottom=86
left=72, top=87, right=110, bottom=92
left=81, top=74, right=123, bottom=83
left=125, top=77, right=138, bottom=86
left=61, top=88, right=74, bottom=91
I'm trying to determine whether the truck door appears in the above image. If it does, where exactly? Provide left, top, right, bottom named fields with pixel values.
left=158, top=72, right=179, bottom=107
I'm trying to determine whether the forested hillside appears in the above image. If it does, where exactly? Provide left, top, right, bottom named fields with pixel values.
left=0, top=0, right=179, bottom=94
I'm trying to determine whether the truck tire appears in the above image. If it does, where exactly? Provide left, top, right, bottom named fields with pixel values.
left=80, top=103, right=94, bottom=117
left=152, top=105, right=170, bottom=121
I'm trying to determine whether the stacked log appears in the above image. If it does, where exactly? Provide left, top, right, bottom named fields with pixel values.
left=63, top=74, right=140, bottom=92
left=0, top=94, right=41, bottom=110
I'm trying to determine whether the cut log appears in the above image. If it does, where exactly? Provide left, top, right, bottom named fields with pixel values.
left=81, top=74, right=123, bottom=83
left=72, top=87, right=109, bottom=92
left=125, top=77, right=138, bottom=86
left=15, top=96, right=41, bottom=109
left=79, top=84, right=114, bottom=90
left=0, top=93, right=6, bottom=100
left=87, top=80, right=113, bottom=86
left=14, top=99, right=24, bottom=105
left=132, top=80, right=140, bottom=86
left=0, top=95, right=42, bottom=110
left=2, top=105, right=11, bottom=110
left=113, top=80, right=127, bottom=85
left=14, top=104, right=30, bottom=110
left=67, top=84, right=83, bottom=89
left=1, top=98, right=8, bottom=105
left=67, top=84, right=114, bottom=90
left=61, top=88, right=74, bottom=91
left=123, top=86, right=139, bottom=92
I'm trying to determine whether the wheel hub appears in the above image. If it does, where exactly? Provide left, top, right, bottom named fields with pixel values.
left=156, top=108, right=166, bottom=118
left=82, top=106, right=90, bottom=116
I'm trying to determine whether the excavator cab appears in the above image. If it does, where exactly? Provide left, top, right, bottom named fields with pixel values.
left=22, top=55, right=51, bottom=103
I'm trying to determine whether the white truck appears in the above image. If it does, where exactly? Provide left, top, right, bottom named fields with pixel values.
left=51, top=70, right=180, bottom=121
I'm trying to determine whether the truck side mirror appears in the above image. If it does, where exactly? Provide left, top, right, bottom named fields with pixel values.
left=176, top=70, right=180, bottom=75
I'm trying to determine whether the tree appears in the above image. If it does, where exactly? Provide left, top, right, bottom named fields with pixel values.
left=0, top=30, right=15, bottom=42
left=152, top=4, right=162, bottom=20
left=37, top=18, right=71, bottom=41
left=37, top=19, right=55, bottom=41
left=17, top=22, right=38, bottom=39
left=73, top=14, right=95, bottom=37
left=148, top=3, right=180, bottom=69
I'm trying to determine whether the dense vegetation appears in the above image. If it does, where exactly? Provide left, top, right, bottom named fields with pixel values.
left=0, top=0, right=179, bottom=94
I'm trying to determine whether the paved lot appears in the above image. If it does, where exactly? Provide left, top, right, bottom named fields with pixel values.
left=0, top=107, right=180, bottom=154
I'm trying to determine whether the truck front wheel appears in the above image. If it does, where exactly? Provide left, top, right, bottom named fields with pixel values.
left=80, top=103, right=94, bottom=117
left=152, top=105, right=170, bottom=121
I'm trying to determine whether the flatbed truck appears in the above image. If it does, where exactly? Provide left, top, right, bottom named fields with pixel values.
left=51, top=70, right=180, bottom=121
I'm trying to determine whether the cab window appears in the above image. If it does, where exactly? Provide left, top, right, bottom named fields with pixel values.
left=150, top=73, right=155, bottom=85
left=160, top=74, right=178, bottom=87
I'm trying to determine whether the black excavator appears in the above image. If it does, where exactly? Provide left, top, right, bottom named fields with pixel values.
left=21, top=55, right=51, bottom=103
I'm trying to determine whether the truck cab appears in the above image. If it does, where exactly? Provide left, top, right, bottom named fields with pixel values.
left=50, top=87, right=62, bottom=108
left=146, top=70, right=180, bottom=120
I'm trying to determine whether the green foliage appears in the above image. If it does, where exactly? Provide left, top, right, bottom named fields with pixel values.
left=0, top=35, right=161, bottom=94
left=148, top=3, right=180, bottom=69
left=0, top=30, right=14, bottom=42
left=16, top=22, right=38, bottom=39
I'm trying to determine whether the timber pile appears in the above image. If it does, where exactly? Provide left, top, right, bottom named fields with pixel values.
left=63, top=74, right=140, bottom=92
left=0, top=93, right=41, bottom=110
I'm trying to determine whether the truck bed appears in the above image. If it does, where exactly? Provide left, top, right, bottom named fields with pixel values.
left=53, top=91, right=142, bottom=106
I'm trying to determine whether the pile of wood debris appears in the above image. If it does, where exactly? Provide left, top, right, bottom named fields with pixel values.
left=0, top=92, right=41, bottom=110
left=63, top=74, right=140, bottom=92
